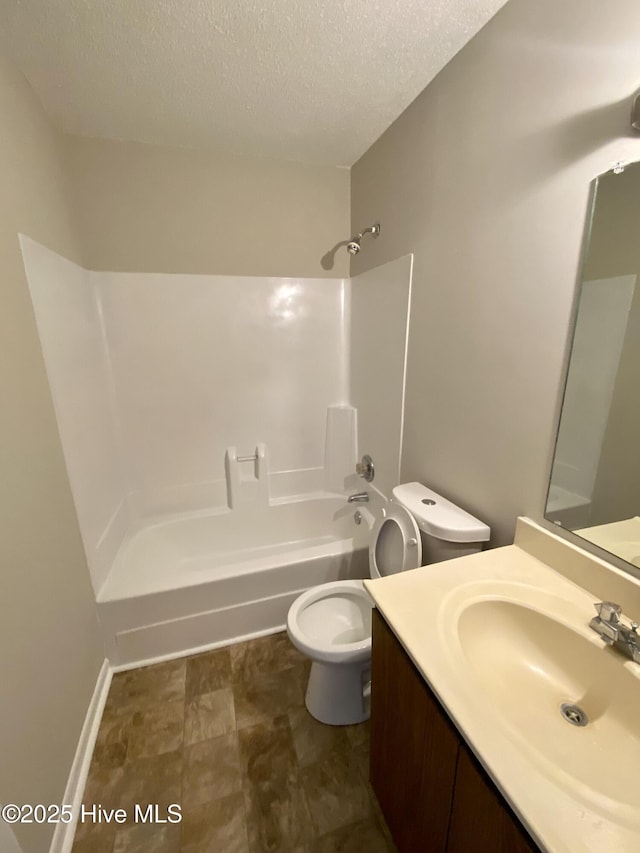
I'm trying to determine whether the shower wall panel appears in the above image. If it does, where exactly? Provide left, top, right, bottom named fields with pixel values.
left=21, top=236, right=129, bottom=593
left=96, top=271, right=348, bottom=519
left=350, top=255, right=413, bottom=498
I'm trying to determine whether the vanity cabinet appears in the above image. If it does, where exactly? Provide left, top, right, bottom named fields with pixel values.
left=370, top=609, right=539, bottom=853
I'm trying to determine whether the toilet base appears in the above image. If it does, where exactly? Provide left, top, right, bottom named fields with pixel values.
left=304, top=659, right=371, bottom=726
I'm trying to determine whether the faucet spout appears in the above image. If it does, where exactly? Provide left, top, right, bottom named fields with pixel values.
left=347, top=492, right=370, bottom=504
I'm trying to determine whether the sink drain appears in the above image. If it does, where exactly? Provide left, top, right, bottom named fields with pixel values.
left=560, top=703, right=589, bottom=727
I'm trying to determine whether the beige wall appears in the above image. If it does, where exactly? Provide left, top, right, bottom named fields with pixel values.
left=62, top=136, right=350, bottom=278
left=0, top=56, right=104, bottom=853
left=351, top=0, right=640, bottom=546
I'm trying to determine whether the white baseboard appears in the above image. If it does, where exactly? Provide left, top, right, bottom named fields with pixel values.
left=49, top=660, right=112, bottom=853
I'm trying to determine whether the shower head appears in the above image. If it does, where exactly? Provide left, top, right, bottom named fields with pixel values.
left=346, top=223, right=380, bottom=256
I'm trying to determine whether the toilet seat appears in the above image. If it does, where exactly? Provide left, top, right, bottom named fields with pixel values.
left=286, top=580, right=373, bottom=663
left=369, top=502, right=422, bottom=578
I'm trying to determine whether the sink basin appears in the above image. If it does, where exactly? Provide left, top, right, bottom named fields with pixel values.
left=456, top=598, right=640, bottom=812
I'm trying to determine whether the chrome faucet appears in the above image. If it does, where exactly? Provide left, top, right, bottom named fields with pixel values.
left=347, top=492, right=370, bottom=503
left=589, top=601, right=640, bottom=663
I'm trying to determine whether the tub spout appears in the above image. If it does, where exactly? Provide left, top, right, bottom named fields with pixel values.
left=347, top=492, right=370, bottom=503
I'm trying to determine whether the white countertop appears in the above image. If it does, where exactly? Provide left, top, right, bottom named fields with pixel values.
left=364, top=540, right=640, bottom=853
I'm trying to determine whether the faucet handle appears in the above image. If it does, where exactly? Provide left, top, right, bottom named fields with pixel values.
left=355, top=454, right=375, bottom=483
left=595, top=601, right=622, bottom=623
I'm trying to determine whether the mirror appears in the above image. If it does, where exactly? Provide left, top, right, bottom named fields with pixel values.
left=546, top=160, right=640, bottom=569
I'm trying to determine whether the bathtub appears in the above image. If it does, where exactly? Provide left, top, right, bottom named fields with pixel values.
left=97, top=494, right=370, bottom=667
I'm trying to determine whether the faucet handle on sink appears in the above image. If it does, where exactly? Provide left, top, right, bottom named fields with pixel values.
left=594, top=601, right=622, bottom=623
left=590, top=602, right=640, bottom=660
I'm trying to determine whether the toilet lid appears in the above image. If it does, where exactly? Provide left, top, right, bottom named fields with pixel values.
left=369, top=503, right=422, bottom=578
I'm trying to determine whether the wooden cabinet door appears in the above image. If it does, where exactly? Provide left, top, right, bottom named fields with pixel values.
left=447, top=745, right=539, bottom=853
left=371, top=609, right=459, bottom=852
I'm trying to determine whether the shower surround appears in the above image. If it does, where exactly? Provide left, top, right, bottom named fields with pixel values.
left=21, top=236, right=411, bottom=665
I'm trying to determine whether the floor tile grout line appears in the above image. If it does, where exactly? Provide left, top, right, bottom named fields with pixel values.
left=178, top=679, right=186, bottom=851
left=229, top=686, right=253, bottom=851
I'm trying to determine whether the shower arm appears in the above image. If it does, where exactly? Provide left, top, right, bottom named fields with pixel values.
left=354, top=224, right=380, bottom=243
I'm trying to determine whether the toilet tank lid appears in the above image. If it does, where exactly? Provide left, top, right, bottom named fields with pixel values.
left=391, top=483, right=490, bottom=544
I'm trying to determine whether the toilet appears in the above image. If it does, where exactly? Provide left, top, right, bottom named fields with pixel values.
left=286, top=482, right=490, bottom=725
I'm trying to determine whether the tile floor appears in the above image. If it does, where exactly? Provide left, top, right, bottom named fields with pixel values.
left=72, top=632, right=396, bottom=852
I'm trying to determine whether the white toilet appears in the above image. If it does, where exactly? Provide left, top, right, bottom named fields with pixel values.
left=286, top=482, right=490, bottom=725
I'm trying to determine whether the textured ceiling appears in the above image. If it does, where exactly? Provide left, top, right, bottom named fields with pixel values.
left=1, top=0, right=509, bottom=166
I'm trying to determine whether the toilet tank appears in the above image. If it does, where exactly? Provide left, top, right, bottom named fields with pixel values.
left=392, top=483, right=490, bottom=564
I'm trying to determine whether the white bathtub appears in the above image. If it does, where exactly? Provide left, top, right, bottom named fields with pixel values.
left=97, top=495, right=370, bottom=667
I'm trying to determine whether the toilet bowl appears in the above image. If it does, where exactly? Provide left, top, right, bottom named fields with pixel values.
left=287, top=580, right=373, bottom=725
left=287, top=482, right=490, bottom=725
